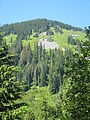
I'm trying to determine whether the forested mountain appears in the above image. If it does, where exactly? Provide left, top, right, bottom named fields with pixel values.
left=0, top=19, right=89, bottom=120
left=0, top=19, right=83, bottom=35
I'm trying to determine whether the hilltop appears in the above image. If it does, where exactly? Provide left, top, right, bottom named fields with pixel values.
left=0, top=19, right=87, bottom=51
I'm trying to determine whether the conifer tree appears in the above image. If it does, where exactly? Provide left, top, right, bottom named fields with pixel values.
left=62, top=28, right=90, bottom=120
left=0, top=33, right=26, bottom=119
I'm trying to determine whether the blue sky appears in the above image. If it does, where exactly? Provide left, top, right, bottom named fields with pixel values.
left=0, top=0, right=90, bottom=28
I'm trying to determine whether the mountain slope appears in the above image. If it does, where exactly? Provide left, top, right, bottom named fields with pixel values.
left=1, top=18, right=87, bottom=51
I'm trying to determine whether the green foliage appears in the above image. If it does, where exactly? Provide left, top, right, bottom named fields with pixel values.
left=0, top=19, right=83, bottom=37
left=3, top=19, right=86, bottom=53
left=0, top=19, right=89, bottom=120
left=4, top=33, right=17, bottom=46
left=62, top=30, right=90, bottom=120
left=0, top=33, right=27, bottom=119
left=85, top=26, right=90, bottom=40
left=21, top=87, right=58, bottom=120
left=18, top=43, right=69, bottom=93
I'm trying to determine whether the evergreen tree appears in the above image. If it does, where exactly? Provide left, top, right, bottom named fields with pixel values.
left=0, top=33, right=26, bottom=119
left=41, top=97, right=57, bottom=120
left=33, top=42, right=39, bottom=65
left=40, top=62, right=47, bottom=87
left=62, top=30, right=90, bottom=120
left=34, top=64, right=38, bottom=86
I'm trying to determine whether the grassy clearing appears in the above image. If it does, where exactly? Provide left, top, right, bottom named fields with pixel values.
left=54, top=33, right=75, bottom=50
left=53, top=28, right=86, bottom=51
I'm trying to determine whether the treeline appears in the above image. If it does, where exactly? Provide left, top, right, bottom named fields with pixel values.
left=0, top=19, right=83, bottom=37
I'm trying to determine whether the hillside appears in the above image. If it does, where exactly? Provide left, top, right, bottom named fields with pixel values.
left=0, top=19, right=89, bottom=119
left=1, top=19, right=87, bottom=51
